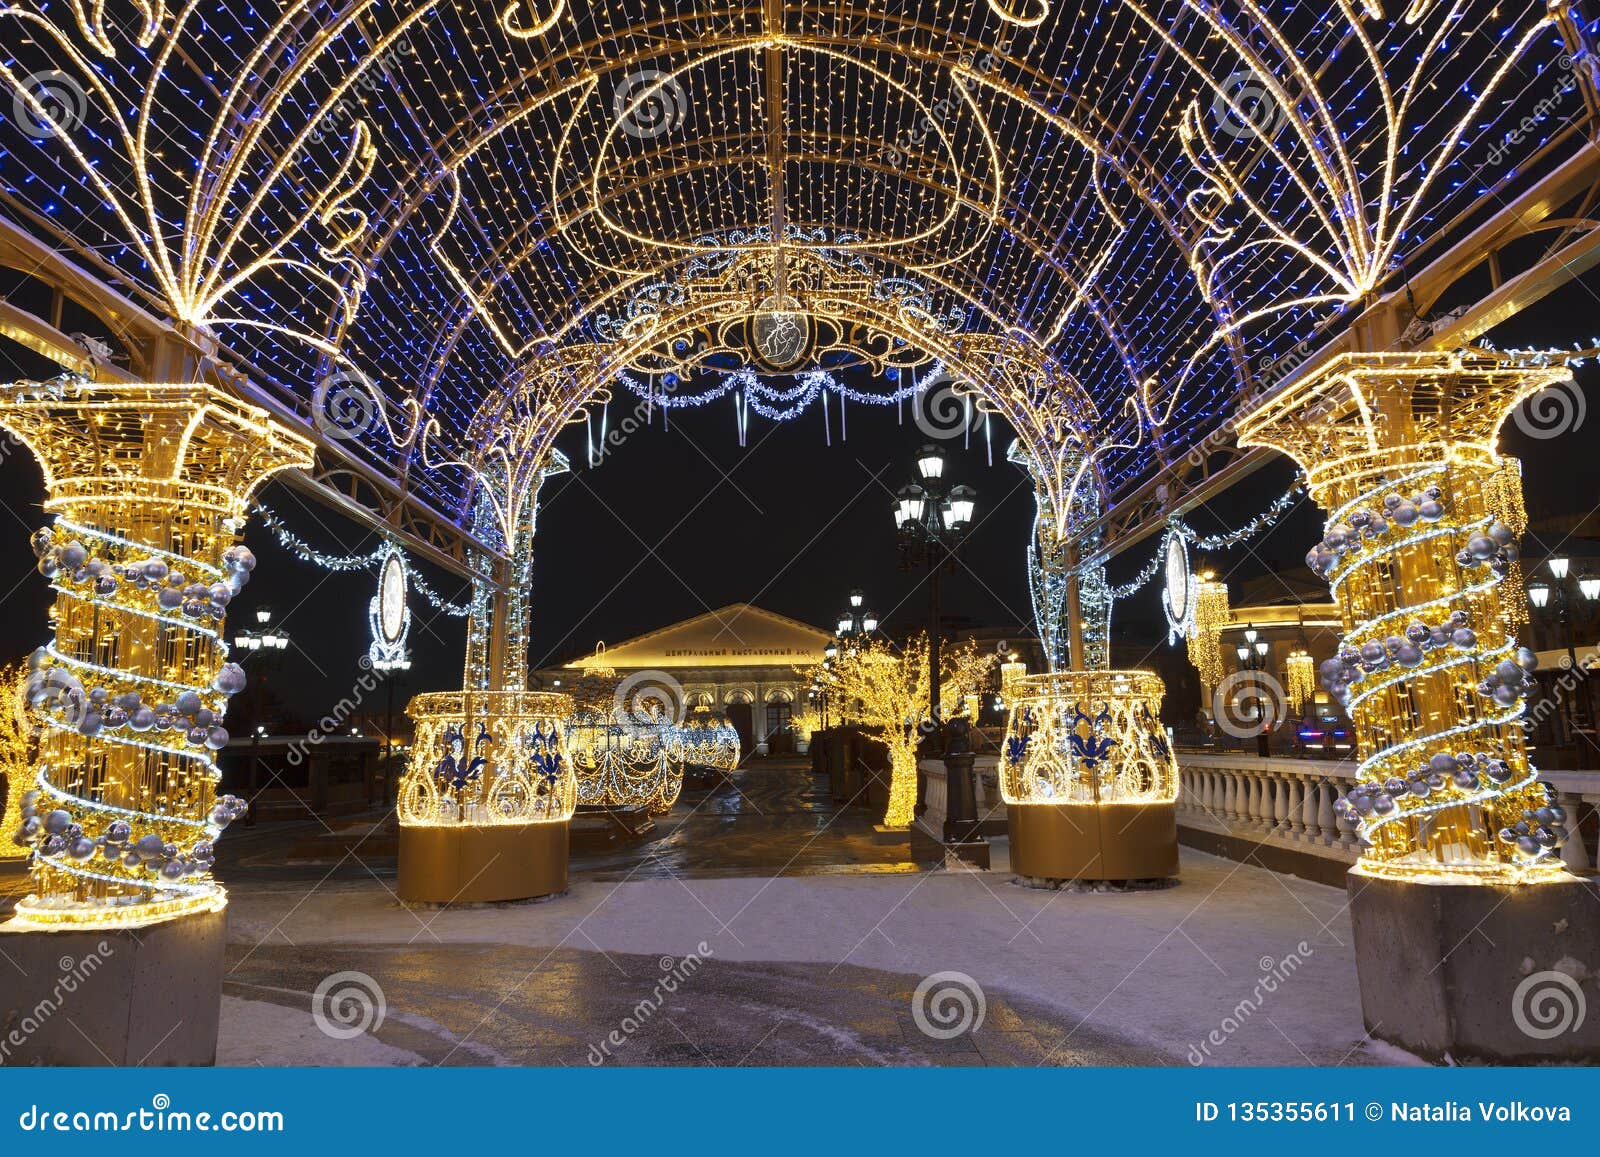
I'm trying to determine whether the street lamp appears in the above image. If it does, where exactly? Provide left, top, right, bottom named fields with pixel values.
left=233, top=606, right=292, bottom=807
left=835, top=587, right=878, bottom=644
left=1234, top=622, right=1273, bottom=757
left=1526, top=555, right=1598, bottom=767
left=893, top=443, right=980, bottom=847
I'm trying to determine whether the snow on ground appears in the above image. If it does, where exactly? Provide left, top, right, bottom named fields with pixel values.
left=221, top=847, right=1374, bottom=1066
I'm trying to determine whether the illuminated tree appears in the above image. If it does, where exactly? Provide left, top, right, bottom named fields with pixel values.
left=809, top=635, right=994, bottom=829
left=0, top=661, right=36, bottom=863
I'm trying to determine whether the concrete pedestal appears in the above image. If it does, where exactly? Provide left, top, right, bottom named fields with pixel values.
left=0, top=907, right=226, bottom=1065
left=398, top=820, right=569, bottom=904
left=1008, top=801, right=1178, bottom=882
left=1349, top=870, right=1600, bottom=1063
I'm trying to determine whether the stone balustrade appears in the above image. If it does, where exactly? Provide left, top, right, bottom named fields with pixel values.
left=1176, top=752, right=1599, bottom=877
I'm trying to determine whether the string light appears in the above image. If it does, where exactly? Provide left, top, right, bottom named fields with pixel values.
left=1000, top=670, right=1176, bottom=807
left=0, top=377, right=314, bottom=929
left=1236, top=350, right=1576, bottom=883
left=806, top=634, right=994, bottom=829
left=255, top=504, right=472, bottom=618
left=399, top=691, right=576, bottom=826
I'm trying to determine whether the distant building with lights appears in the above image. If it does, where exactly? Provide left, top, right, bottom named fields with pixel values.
left=535, top=604, right=833, bottom=754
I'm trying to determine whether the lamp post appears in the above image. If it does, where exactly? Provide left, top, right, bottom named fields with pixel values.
left=893, top=444, right=978, bottom=753
left=1527, top=555, right=1599, bottom=768
left=835, top=588, right=879, bottom=644
left=371, top=654, right=412, bottom=805
left=894, top=444, right=979, bottom=851
left=232, top=606, right=292, bottom=811
left=1233, top=622, right=1273, bottom=757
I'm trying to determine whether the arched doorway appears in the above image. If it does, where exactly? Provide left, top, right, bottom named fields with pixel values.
left=724, top=690, right=755, bottom=756
left=764, top=689, right=795, bottom=755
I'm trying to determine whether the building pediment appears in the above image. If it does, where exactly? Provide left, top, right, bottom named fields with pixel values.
left=567, top=603, right=831, bottom=670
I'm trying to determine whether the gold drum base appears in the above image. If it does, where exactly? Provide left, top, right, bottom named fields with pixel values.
left=398, top=820, right=569, bottom=904
left=1008, top=802, right=1178, bottom=882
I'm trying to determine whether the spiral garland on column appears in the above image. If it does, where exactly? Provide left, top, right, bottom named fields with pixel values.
left=1310, top=464, right=1568, bottom=876
left=0, top=376, right=314, bottom=929
left=11, top=528, right=256, bottom=924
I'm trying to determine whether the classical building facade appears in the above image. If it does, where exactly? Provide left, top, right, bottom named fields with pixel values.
left=537, top=604, right=833, bottom=754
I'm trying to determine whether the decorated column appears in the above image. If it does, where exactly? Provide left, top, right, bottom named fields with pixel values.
left=1000, top=670, right=1179, bottom=882
left=398, top=349, right=600, bottom=904
left=3, top=376, right=313, bottom=929
left=1008, top=441, right=1110, bottom=672
left=1237, top=351, right=1599, bottom=1061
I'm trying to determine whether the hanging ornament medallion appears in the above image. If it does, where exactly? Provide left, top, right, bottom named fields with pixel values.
left=1161, top=526, right=1195, bottom=643
left=368, top=545, right=411, bottom=665
left=752, top=294, right=810, bottom=370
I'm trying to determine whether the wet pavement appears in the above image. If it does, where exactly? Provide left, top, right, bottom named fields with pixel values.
left=221, top=943, right=1165, bottom=1066
left=208, top=758, right=1176, bottom=1065
left=575, top=757, right=942, bottom=879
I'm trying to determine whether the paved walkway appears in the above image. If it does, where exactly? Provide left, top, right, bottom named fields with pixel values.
left=208, top=758, right=1381, bottom=1066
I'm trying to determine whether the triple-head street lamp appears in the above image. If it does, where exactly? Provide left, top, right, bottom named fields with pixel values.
left=835, top=588, right=879, bottom=639
left=894, top=443, right=978, bottom=752
left=1527, top=554, right=1599, bottom=767
left=1234, top=622, right=1273, bottom=757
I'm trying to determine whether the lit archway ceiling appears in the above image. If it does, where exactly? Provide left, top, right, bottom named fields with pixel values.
left=0, top=0, right=1587, bottom=523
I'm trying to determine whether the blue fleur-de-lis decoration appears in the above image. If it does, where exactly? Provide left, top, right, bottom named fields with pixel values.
left=474, top=722, right=494, bottom=749
left=1005, top=734, right=1030, bottom=767
left=529, top=721, right=563, bottom=784
left=433, top=721, right=487, bottom=789
left=1066, top=705, right=1116, bottom=768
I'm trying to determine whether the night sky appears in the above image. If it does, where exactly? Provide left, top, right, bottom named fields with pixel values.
left=0, top=272, right=1596, bottom=726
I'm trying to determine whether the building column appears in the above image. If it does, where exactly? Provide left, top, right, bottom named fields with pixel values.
left=1238, top=350, right=1600, bottom=1062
